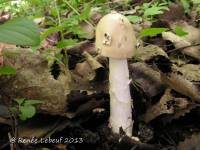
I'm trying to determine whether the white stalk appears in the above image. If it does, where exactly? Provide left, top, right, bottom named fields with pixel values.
left=109, top=58, right=133, bottom=137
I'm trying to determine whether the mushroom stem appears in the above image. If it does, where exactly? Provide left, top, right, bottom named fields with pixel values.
left=109, top=58, right=133, bottom=136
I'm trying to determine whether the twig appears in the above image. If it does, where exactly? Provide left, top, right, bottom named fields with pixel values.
left=167, top=43, right=200, bottom=53
left=162, top=32, right=200, bottom=60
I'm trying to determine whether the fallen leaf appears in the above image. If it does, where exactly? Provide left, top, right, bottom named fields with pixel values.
left=162, top=32, right=200, bottom=60
left=143, top=89, right=174, bottom=123
left=129, top=62, right=165, bottom=98
left=178, top=133, right=200, bottom=150
left=134, top=45, right=168, bottom=62
left=175, top=64, right=200, bottom=81
left=161, top=72, right=200, bottom=102
left=170, top=21, right=200, bottom=43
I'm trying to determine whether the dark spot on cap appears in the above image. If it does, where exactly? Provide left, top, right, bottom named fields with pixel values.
left=118, top=43, right=122, bottom=48
left=124, top=36, right=127, bottom=41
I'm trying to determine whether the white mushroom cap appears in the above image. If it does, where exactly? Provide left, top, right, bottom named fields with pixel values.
left=95, top=12, right=136, bottom=59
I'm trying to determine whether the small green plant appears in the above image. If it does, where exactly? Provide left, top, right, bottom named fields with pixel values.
left=127, top=15, right=142, bottom=23
left=13, top=98, right=43, bottom=120
left=127, top=1, right=169, bottom=23
left=0, top=66, right=16, bottom=75
left=141, top=2, right=169, bottom=19
left=180, top=0, right=200, bottom=14
left=191, top=0, right=200, bottom=14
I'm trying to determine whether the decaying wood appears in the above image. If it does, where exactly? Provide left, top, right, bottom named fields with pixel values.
left=0, top=48, right=68, bottom=115
left=0, top=48, right=108, bottom=119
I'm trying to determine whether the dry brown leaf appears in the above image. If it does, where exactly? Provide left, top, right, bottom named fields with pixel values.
left=143, top=89, right=174, bottom=123
left=129, top=62, right=165, bottom=98
left=177, top=133, right=200, bottom=150
left=172, top=102, right=198, bottom=121
left=74, top=52, right=104, bottom=81
left=170, top=56, right=188, bottom=66
left=175, top=64, right=200, bottom=81
left=162, top=32, right=200, bottom=60
left=161, top=73, right=200, bottom=102
left=75, top=61, right=95, bottom=81
left=18, top=116, right=72, bottom=138
left=67, top=40, right=95, bottom=55
left=134, top=45, right=168, bottom=62
left=143, top=89, right=197, bottom=123
left=83, top=51, right=103, bottom=70
left=170, top=21, right=200, bottom=43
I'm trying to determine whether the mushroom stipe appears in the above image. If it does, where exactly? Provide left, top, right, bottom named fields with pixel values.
left=95, top=12, right=136, bottom=137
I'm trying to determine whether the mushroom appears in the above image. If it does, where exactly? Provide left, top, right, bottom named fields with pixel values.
left=95, top=12, right=136, bottom=136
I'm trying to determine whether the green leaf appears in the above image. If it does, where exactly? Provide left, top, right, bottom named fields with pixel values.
left=192, top=0, right=200, bottom=4
left=19, top=105, right=36, bottom=120
left=0, top=17, right=40, bottom=46
left=50, top=7, right=58, bottom=17
left=41, top=26, right=61, bottom=41
left=0, top=0, right=12, bottom=4
left=55, top=53, right=63, bottom=61
left=142, top=2, right=168, bottom=18
left=181, top=0, right=190, bottom=13
left=144, top=7, right=163, bottom=17
left=173, top=26, right=188, bottom=36
left=80, top=3, right=91, bottom=21
left=14, top=98, right=25, bottom=105
left=57, top=39, right=78, bottom=48
left=127, top=15, right=142, bottom=23
left=70, top=26, right=85, bottom=37
left=0, top=66, right=16, bottom=75
left=140, top=28, right=168, bottom=38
